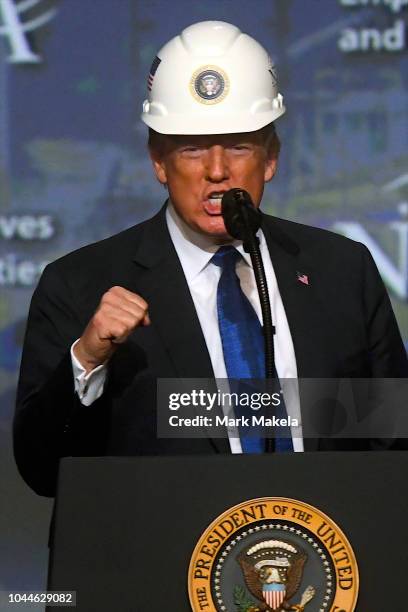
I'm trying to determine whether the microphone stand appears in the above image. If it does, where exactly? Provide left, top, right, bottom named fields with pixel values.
left=222, top=189, right=276, bottom=452
left=240, top=209, right=275, bottom=380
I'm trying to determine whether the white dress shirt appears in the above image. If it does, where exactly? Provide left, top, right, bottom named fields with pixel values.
left=71, top=202, right=304, bottom=453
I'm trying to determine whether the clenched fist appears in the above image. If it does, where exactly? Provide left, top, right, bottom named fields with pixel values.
left=73, top=286, right=150, bottom=373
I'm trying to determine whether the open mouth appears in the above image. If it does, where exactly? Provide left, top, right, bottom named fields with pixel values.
left=203, top=191, right=226, bottom=215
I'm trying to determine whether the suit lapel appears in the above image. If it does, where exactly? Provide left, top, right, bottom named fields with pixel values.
left=131, top=206, right=214, bottom=379
left=131, top=206, right=229, bottom=453
left=262, top=214, right=339, bottom=379
left=262, top=216, right=341, bottom=452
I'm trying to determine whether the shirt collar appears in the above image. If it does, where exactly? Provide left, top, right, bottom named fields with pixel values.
left=166, top=201, right=263, bottom=282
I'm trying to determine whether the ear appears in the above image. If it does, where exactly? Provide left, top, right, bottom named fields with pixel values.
left=263, top=131, right=280, bottom=183
left=149, top=146, right=168, bottom=185
left=264, top=155, right=278, bottom=183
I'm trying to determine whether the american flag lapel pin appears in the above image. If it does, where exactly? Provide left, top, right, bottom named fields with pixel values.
left=297, top=271, right=309, bottom=285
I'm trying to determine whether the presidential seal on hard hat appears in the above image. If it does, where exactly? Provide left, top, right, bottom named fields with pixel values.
left=190, top=66, right=229, bottom=104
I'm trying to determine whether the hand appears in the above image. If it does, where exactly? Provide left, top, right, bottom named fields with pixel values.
left=73, top=286, right=150, bottom=373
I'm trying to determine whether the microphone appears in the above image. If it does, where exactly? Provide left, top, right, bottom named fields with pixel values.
left=221, top=188, right=262, bottom=241
left=221, top=187, right=276, bottom=448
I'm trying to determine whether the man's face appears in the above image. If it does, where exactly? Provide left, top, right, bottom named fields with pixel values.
left=150, top=130, right=278, bottom=242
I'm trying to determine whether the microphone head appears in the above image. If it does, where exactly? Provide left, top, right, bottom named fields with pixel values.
left=221, top=188, right=262, bottom=240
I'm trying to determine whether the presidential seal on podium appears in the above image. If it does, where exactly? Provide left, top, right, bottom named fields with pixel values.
left=189, top=498, right=359, bottom=612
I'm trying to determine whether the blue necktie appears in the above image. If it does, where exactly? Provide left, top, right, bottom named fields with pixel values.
left=212, top=246, right=293, bottom=453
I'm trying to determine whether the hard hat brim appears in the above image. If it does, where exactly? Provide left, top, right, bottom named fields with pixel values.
left=141, top=106, right=285, bottom=136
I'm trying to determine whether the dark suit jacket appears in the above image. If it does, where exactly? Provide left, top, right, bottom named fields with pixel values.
left=13, top=205, right=408, bottom=496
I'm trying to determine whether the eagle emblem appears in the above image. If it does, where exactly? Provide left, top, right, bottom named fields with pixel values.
left=190, top=65, right=230, bottom=105
left=236, top=539, right=315, bottom=612
left=188, top=498, right=358, bottom=611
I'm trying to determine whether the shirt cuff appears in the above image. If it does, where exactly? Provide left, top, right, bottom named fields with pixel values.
left=70, top=339, right=107, bottom=406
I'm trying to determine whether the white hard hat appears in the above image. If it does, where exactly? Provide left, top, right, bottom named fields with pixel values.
left=141, top=21, right=285, bottom=135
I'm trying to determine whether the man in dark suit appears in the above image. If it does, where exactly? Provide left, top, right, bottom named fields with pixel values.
left=14, top=21, right=408, bottom=497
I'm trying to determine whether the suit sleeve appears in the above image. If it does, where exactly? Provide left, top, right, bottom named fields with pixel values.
left=361, top=244, right=408, bottom=377
left=13, top=263, right=111, bottom=497
left=358, top=244, right=408, bottom=450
